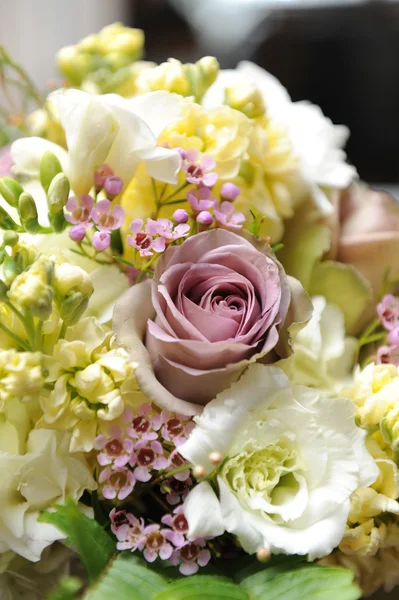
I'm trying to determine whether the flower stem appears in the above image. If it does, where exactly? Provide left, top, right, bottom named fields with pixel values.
left=0, top=321, right=31, bottom=351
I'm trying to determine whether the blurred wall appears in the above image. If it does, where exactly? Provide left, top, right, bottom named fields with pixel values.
left=0, top=0, right=129, bottom=89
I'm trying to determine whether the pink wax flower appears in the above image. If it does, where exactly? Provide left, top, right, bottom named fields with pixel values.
left=124, top=404, right=158, bottom=443
left=130, top=439, right=169, bottom=482
left=214, top=201, right=245, bottom=231
left=173, top=209, right=189, bottom=224
left=377, top=294, right=399, bottom=331
left=64, top=195, right=94, bottom=241
left=91, top=199, right=125, bottom=232
left=113, top=513, right=146, bottom=551
left=94, top=426, right=134, bottom=468
left=99, top=466, right=135, bottom=500
left=161, top=505, right=189, bottom=547
left=139, top=525, right=175, bottom=563
left=127, top=218, right=166, bottom=257
left=92, top=230, right=111, bottom=251
left=388, top=328, right=399, bottom=346
left=162, top=475, right=193, bottom=506
left=147, top=218, right=190, bottom=242
left=221, top=182, right=240, bottom=201
left=170, top=540, right=211, bottom=575
left=104, top=176, right=124, bottom=199
left=94, top=164, right=114, bottom=191
left=186, top=186, right=216, bottom=215
left=182, top=150, right=218, bottom=187
left=196, top=211, right=213, bottom=229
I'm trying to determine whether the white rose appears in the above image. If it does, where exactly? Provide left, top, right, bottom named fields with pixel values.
left=0, top=429, right=96, bottom=561
left=180, top=364, right=378, bottom=560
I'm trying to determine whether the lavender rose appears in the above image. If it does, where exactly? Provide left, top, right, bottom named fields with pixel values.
left=114, top=229, right=311, bottom=415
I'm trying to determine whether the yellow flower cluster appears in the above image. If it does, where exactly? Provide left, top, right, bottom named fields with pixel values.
left=38, top=317, right=144, bottom=452
left=320, top=362, right=399, bottom=595
left=0, top=350, right=44, bottom=407
left=56, top=23, right=144, bottom=88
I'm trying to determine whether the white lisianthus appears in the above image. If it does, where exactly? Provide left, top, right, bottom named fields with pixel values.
left=0, top=429, right=95, bottom=561
left=282, top=296, right=357, bottom=394
left=180, top=364, right=377, bottom=560
left=203, top=61, right=357, bottom=215
left=11, top=88, right=182, bottom=203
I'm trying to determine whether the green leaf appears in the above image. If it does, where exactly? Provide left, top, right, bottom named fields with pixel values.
left=154, top=575, right=248, bottom=600
left=46, top=576, right=82, bottom=600
left=39, top=499, right=115, bottom=584
left=85, top=555, right=168, bottom=600
left=236, top=563, right=361, bottom=600
left=309, top=260, right=372, bottom=335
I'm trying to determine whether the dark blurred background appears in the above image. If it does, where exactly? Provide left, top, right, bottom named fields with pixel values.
left=133, top=0, right=399, bottom=187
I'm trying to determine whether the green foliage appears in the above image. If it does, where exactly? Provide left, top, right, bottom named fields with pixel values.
left=46, top=576, right=83, bottom=600
left=39, top=499, right=115, bottom=584
left=85, top=555, right=167, bottom=600
left=154, top=575, right=248, bottom=600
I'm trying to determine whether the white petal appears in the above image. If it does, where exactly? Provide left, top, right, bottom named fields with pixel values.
left=142, top=146, right=182, bottom=184
left=52, top=89, right=117, bottom=197
left=126, top=91, right=182, bottom=138
left=184, top=481, right=225, bottom=539
left=87, top=265, right=129, bottom=324
left=11, top=137, right=68, bottom=180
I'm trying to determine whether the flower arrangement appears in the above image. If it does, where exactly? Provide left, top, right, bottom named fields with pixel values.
left=1, top=23, right=399, bottom=599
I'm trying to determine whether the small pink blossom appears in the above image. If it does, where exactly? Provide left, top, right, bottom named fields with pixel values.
left=221, top=182, right=240, bottom=201
left=139, top=525, right=175, bottom=563
left=161, top=506, right=189, bottom=547
left=170, top=540, right=211, bottom=575
left=99, top=466, right=135, bottom=500
left=110, top=508, right=131, bottom=535
left=182, top=150, right=218, bottom=187
left=150, top=218, right=190, bottom=242
left=187, top=186, right=216, bottom=215
left=124, top=404, right=158, bottom=443
left=168, top=450, right=191, bottom=481
left=161, top=476, right=193, bottom=506
left=92, top=230, right=111, bottom=251
left=114, top=513, right=147, bottom=552
left=377, top=344, right=399, bottom=366
left=91, top=199, right=125, bottom=232
left=173, top=209, right=189, bottom=224
left=65, top=195, right=94, bottom=240
left=127, top=219, right=166, bottom=257
left=104, top=176, right=124, bottom=199
left=94, top=164, right=114, bottom=190
left=94, top=426, right=134, bottom=468
left=377, top=294, right=399, bottom=331
left=214, top=201, right=245, bottom=230
left=131, top=439, right=169, bottom=482
left=388, top=328, right=399, bottom=346
left=197, top=211, right=213, bottom=228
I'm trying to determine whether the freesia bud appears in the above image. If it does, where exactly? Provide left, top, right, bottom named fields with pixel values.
left=2, top=231, right=19, bottom=247
left=18, top=192, right=39, bottom=233
left=47, top=173, right=70, bottom=215
left=225, top=83, right=265, bottom=119
left=40, top=151, right=63, bottom=194
left=0, top=177, right=24, bottom=208
left=31, top=286, right=53, bottom=321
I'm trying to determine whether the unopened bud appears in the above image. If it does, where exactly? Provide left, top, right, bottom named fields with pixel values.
left=3, top=256, right=17, bottom=284
left=209, top=452, right=223, bottom=466
left=56, top=47, right=92, bottom=85
left=62, top=294, right=89, bottom=325
left=2, top=231, right=19, bottom=247
left=256, top=548, right=271, bottom=562
left=40, top=151, right=63, bottom=194
left=197, top=211, right=213, bottom=229
left=173, top=209, right=189, bottom=224
left=0, top=279, right=8, bottom=301
left=47, top=173, right=70, bottom=215
left=192, top=465, right=206, bottom=479
left=225, top=83, right=265, bottom=119
left=0, top=177, right=24, bottom=208
left=49, top=212, right=68, bottom=233
left=19, top=193, right=39, bottom=233
left=197, top=56, right=219, bottom=87
left=103, top=176, right=123, bottom=199
left=31, top=286, right=53, bottom=320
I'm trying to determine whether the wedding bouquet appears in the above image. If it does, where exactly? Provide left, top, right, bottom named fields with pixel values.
left=1, top=23, right=399, bottom=599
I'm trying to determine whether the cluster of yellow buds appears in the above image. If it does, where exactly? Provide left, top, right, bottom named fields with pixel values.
left=38, top=317, right=143, bottom=452
left=56, top=23, right=144, bottom=90
left=135, top=56, right=219, bottom=102
left=0, top=349, right=44, bottom=407
left=224, top=82, right=266, bottom=120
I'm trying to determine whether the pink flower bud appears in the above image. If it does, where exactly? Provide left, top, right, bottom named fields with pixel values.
left=92, top=231, right=111, bottom=251
left=69, top=225, right=86, bottom=242
left=196, top=211, right=213, bottom=227
left=94, top=164, right=114, bottom=190
left=221, top=182, right=240, bottom=201
left=104, top=176, right=124, bottom=199
left=173, top=209, right=189, bottom=224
